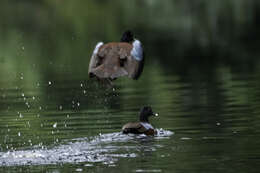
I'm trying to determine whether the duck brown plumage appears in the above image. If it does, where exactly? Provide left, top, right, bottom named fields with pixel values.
left=88, top=31, right=144, bottom=80
left=122, top=106, right=158, bottom=136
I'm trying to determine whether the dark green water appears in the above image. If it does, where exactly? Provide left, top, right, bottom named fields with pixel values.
left=1, top=0, right=260, bottom=172
left=1, top=62, right=260, bottom=172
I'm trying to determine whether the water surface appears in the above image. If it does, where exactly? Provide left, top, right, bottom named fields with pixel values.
left=1, top=62, right=260, bottom=173
left=1, top=1, right=260, bottom=172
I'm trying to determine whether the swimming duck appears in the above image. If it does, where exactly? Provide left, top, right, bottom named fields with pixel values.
left=88, top=30, right=144, bottom=81
left=122, top=106, right=158, bottom=136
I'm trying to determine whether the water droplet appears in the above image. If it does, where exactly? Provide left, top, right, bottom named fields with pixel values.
left=18, top=132, right=21, bottom=136
left=39, top=106, right=42, bottom=110
left=80, top=83, right=83, bottom=87
left=53, top=122, right=57, bottom=128
left=21, top=93, right=25, bottom=97
left=59, top=105, right=63, bottom=110
left=32, top=96, right=35, bottom=100
left=112, top=88, right=115, bottom=91
left=21, top=46, right=25, bottom=50
left=48, top=81, right=52, bottom=85
left=77, top=102, right=80, bottom=106
left=26, top=102, right=30, bottom=108
left=216, top=122, right=221, bottom=126
left=67, top=114, right=70, bottom=118
left=83, top=90, right=86, bottom=94
left=19, top=113, right=23, bottom=118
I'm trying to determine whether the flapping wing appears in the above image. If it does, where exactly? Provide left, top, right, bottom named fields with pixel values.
left=88, top=42, right=103, bottom=75
left=125, top=40, right=144, bottom=80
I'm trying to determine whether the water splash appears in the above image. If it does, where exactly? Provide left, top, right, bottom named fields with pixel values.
left=0, top=129, right=173, bottom=166
left=53, top=122, right=57, bottom=128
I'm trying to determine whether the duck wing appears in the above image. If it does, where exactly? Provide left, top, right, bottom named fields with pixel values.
left=124, top=55, right=144, bottom=80
left=122, top=122, right=147, bottom=134
left=125, top=40, right=144, bottom=80
left=88, top=42, right=104, bottom=77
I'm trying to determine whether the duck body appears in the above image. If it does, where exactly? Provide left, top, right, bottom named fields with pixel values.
left=122, top=106, right=158, bottom=136
left=88, top=31, right=144, bottom=80
left=122, top=122, right=156, bottom=136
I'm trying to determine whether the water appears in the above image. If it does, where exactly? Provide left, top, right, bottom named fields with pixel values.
left=0, top=62, right=260, bottom=172
left=1, top=1, right=260, bottom=172
left=0, top=130, right=172, bottom=166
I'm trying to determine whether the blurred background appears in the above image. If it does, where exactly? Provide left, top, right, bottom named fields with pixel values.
left=0, top=0, right=260, bottom=79
left=1, top=0, right=260, bottom=172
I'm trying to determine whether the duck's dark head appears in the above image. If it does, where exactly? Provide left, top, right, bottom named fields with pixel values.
left=120, top=30, right=134, bottom=43
left=139, top=106, right=158, bottom=122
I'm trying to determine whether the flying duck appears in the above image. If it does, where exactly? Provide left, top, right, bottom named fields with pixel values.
left=122, top=106, right=158, bottom=136
left=88, top=31, right=144, bottom=81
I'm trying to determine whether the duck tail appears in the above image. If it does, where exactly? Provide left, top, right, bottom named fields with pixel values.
left=122, top=128, right=130, bottom=134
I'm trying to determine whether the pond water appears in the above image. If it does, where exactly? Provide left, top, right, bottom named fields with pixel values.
left=1, top=1, right=260, bottom=172
left=1, top=61, right=260, bottom=173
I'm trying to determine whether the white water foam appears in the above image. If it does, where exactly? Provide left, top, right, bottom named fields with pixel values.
left=0, top=129, right=173, bottom=166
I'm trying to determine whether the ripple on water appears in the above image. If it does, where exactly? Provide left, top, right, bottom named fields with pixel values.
left=0, top=129, right=173, bottom=166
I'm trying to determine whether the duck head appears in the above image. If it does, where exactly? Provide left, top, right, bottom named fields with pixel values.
left=139, top=106, right=158, bottom=122
left=120, top=30, right=134, bottom=43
